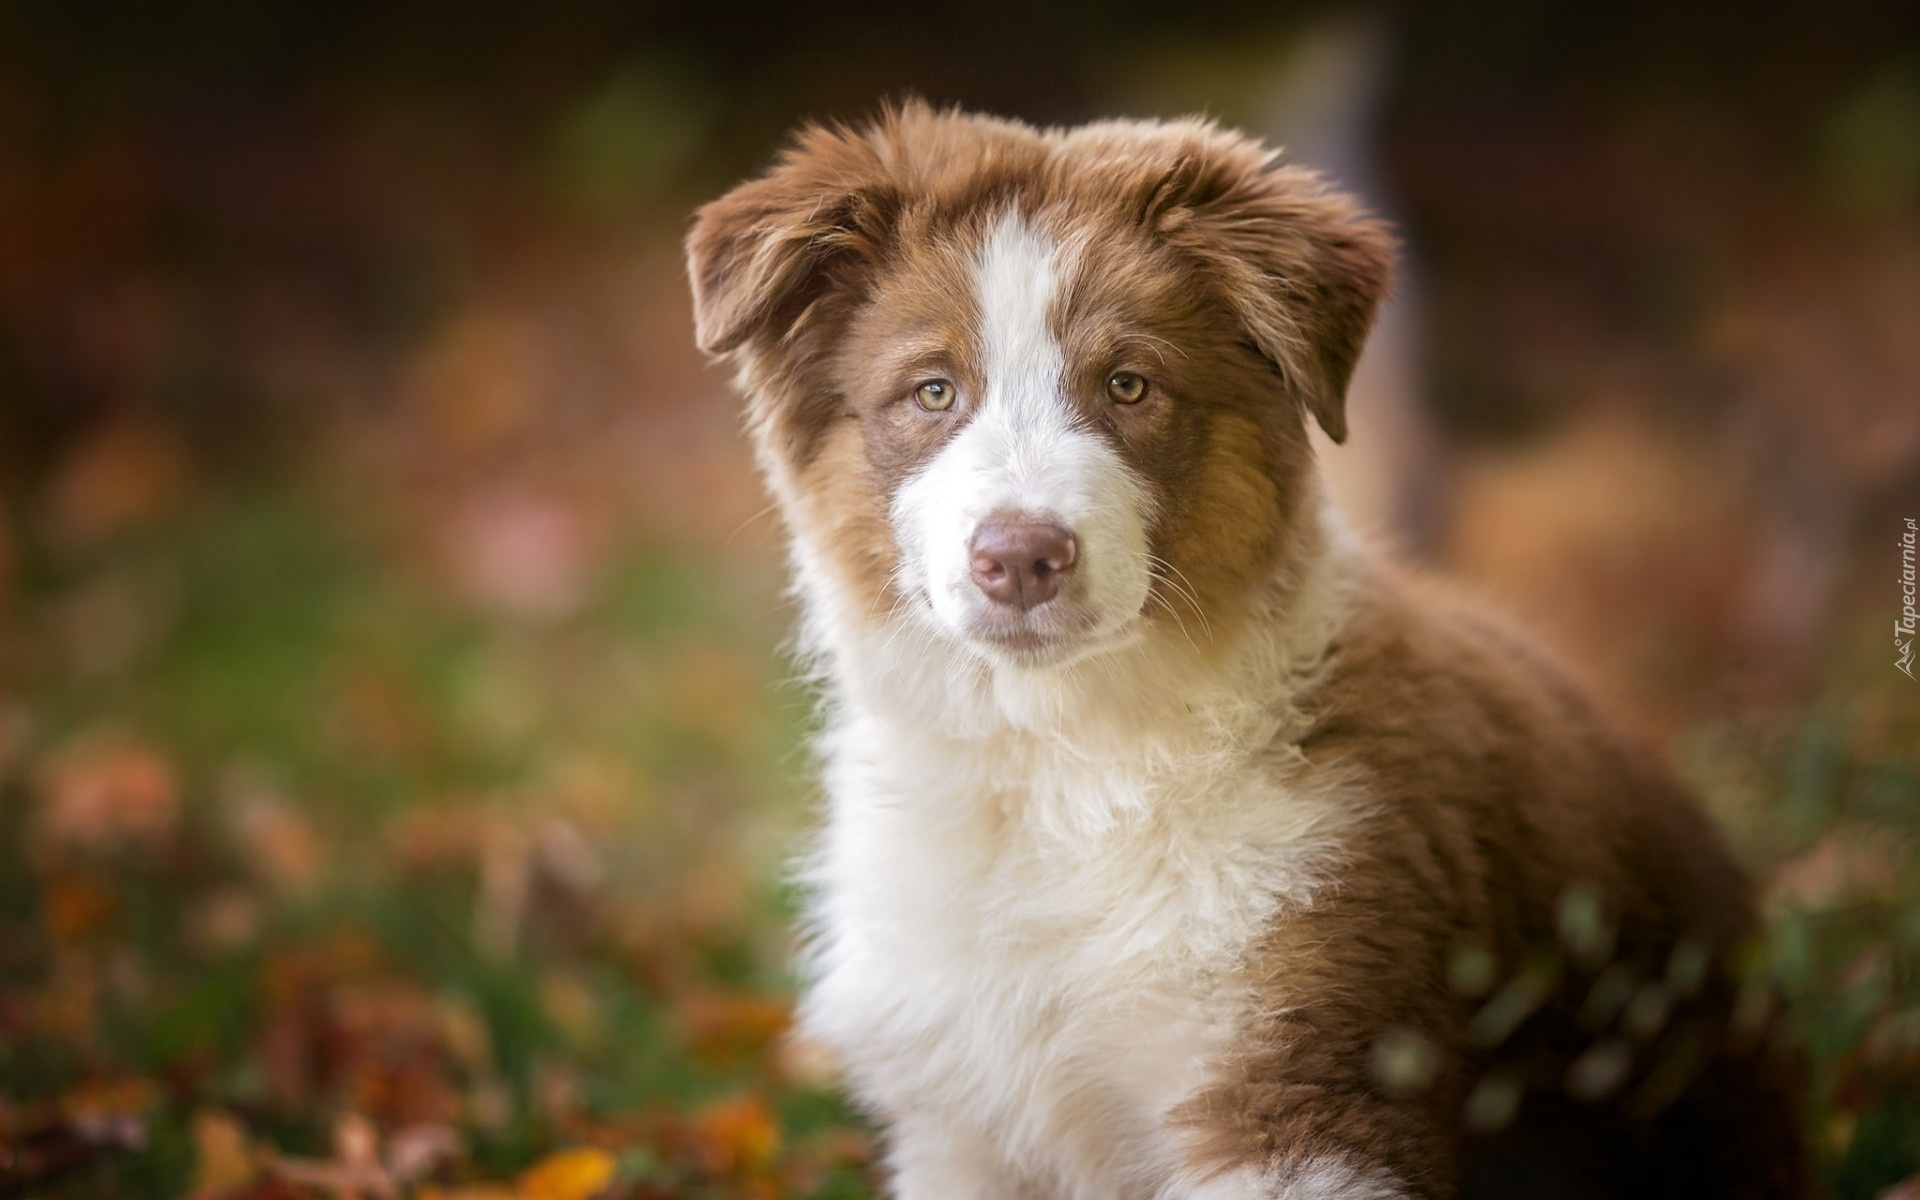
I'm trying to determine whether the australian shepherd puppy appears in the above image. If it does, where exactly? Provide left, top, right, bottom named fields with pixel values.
left=686, top=103, right=1811, bottom=1200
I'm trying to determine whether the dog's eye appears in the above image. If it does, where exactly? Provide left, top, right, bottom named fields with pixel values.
left=915, top=380, right=957, bottom=412
left=1107, top=372, right=1149, bottom=405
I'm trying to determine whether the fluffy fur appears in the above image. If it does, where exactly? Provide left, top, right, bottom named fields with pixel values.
left=686, top=102, right=1812, bottom=1199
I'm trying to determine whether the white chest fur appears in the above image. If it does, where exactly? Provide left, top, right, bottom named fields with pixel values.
left=782, top=513, right=1363, bottom=1198
left=797, top=686, right=1352, bottom=1199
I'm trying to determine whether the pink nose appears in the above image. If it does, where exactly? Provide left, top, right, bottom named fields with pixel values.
left=969, top=516, right=1078, bottom=610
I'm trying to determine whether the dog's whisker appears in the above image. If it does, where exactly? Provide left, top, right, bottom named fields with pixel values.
left=1141, top=552, right=1214, bottom=643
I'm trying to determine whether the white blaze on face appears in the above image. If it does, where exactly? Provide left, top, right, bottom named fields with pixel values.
left=891, top=212, right=1153, bottom=662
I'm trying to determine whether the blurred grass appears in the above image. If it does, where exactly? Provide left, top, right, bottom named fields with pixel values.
left=0, top=486, right=872, bottom=1198
left=1679, top=704, right=1920, bottom=1196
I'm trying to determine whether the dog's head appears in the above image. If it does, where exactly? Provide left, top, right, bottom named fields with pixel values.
left=688, top=103, right=1392, bottom=669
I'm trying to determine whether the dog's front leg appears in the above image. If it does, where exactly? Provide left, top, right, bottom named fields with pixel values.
left=887, top=1114, right=1045, bottom=1200
left=1179, top=1160, right=1413, bottom=1200
left=1169, top=879, right=1462, bottom=1200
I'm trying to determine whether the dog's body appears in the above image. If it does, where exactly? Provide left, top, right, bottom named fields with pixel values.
left=688, top=104, right=1810, bottom=1199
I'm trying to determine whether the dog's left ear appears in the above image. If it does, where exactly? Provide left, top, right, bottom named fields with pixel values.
left=1152, top=146, right=1394, bottom=444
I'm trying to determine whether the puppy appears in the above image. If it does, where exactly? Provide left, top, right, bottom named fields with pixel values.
left=686, top=103, right=1811, bottom=1200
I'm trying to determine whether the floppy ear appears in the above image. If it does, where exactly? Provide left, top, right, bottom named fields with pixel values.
left=686, top=124, right=899, bottom=358
left=1153, top=146, right=1394, bottom=444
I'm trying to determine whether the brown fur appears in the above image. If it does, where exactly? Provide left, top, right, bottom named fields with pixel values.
left=687, top=102, right=1813, bottom=1199
left=1179, top=567, right=1812, bottom=1197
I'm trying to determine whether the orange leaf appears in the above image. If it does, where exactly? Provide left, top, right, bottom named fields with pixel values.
left=42, top=875, right=118, bottom=943
left=189, top=1111, right=256, bottom=1199
left=46, top=419, right=194, bottom=545
left=60, top=1076, right=159, bottom=1124
left=35, top=733, right=179, bottom=855
left=690, top=1093, right=779, bottom=1176
left=676, top=992, right=791, bottom=1067
left=516, top=1146, right=617, bottom=1200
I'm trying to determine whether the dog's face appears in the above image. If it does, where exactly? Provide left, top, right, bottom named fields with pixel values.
left=689, top=106, right=1391, bottom=667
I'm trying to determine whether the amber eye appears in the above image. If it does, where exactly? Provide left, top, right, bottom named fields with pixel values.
left=915, top=379, right=957, bottom=412
left=1107, top=372, right=1148, bottom=404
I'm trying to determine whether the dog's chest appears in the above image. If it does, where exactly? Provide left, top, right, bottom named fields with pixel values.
left=802, top=718, right=1337, bottom=1191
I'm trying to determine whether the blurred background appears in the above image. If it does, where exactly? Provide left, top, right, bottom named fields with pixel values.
left=2, top=1, right=1917, bottom=1196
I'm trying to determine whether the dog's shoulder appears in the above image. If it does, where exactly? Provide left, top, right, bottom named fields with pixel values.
left=1289, top=558, right=1754, bottom=946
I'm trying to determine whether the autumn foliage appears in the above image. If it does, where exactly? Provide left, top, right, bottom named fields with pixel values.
left=2, top=6, right=1918, bottom=1196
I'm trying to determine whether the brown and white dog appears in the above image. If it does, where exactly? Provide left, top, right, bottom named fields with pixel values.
left=686, top=103, right=1811, bottom=1200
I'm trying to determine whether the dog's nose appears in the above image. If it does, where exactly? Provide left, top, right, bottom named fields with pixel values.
left=969, top=516, right=1078, bottom=610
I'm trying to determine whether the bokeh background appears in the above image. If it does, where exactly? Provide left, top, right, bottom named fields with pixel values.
left=2, top=2, right=1918, bottom=1196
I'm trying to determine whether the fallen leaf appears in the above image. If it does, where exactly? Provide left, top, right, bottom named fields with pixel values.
left=676, top=991, right=789, bottom=1067
left=46, top=418, right=194, bottom=545
left=59, top=1076, right=158, bottom=1127
left=516, top=1146, right=617, bottom=1200
left=42, top=873, right=118, bottom=943
left=34, top=732, right=179, bottom=857
left=228, top=782, right=328, bottom=894
left=415, top=1186, right=519, bottom=1200
left=688, top=1094, right=779, bottom=1177
left=191, top=1111, right=257, bottom=1198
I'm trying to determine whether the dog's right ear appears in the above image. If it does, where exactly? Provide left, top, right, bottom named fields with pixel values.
left=687, top=125, right=899, bottom=358
left=1137, top=127, right=1394, bottom=445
